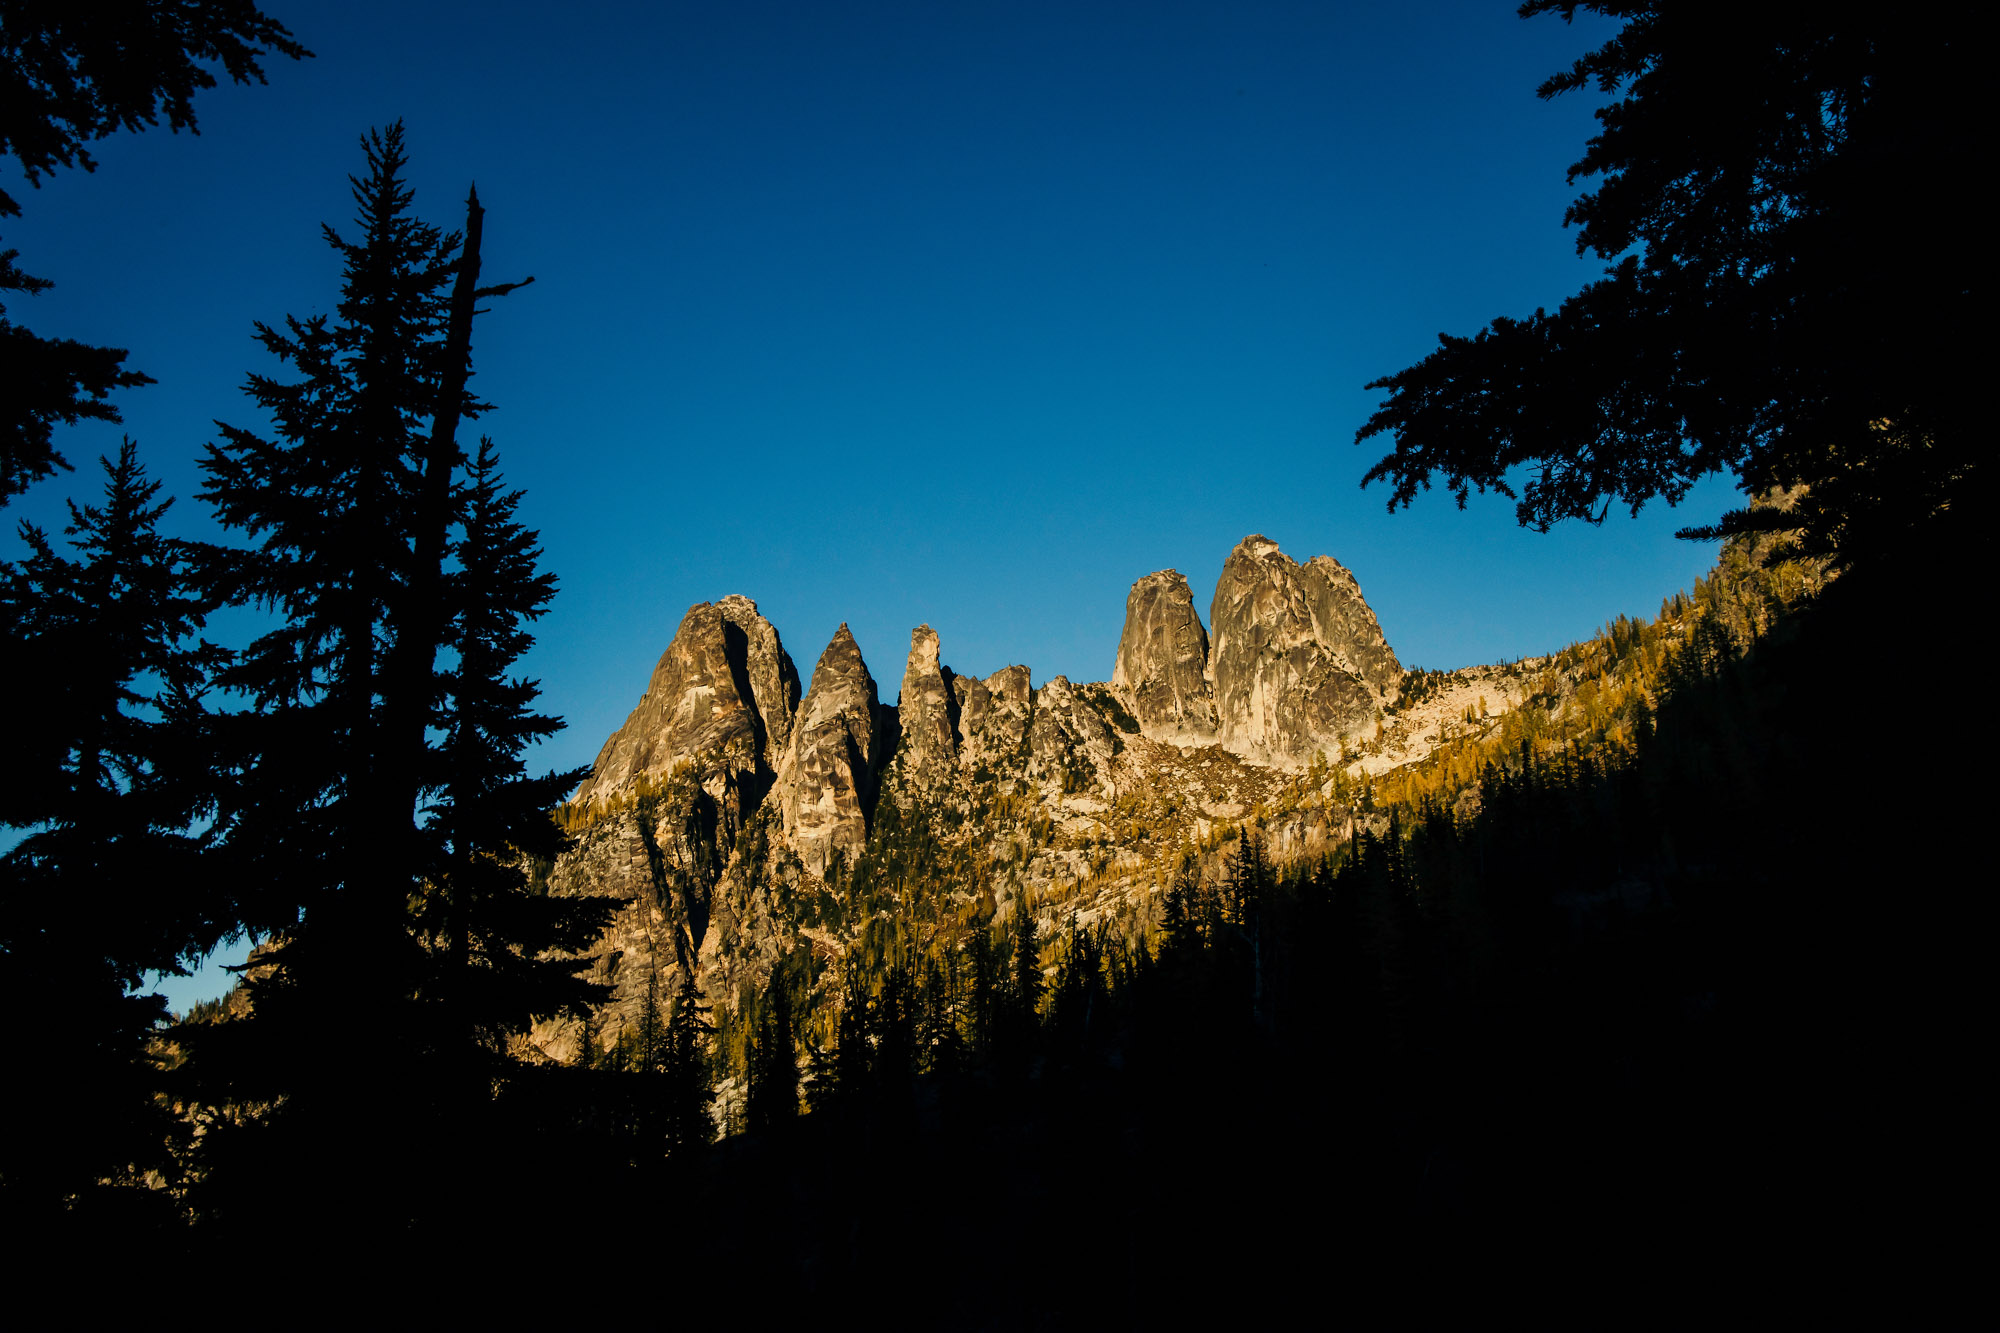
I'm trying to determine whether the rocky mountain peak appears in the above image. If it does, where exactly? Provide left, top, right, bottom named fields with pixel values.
left=1111, top=568, right=1218, bottom=743
left=543, top=536, right=1436, bottom=1065
left=776, top=623, right=886, bottom=877
left=715, top=594, right=800, bottom=770
left=896, top=624, right=960, bottom=779
left=573, top=597, right=798, bottom=809
left=1209, top=534, right=1401, bottom=768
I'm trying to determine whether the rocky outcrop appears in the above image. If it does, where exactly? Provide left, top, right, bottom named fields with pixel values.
left=1027, top=675, right=1118, bottom=797
left=894, top=625, right=959, bottom=781
left=1111, top=569, right=1218, bottom=743
left=574, top=598, right=798, bottom=810
left=1294, top=555, right=1401, bottom=699
left=776, top=624, right=886, bottom=877
left=951, top=673, right=991, bottom=757
left=1208, top=535, right=1401, bottom=768
left=717, top=594, right=801, bottom=771
left=958, top=665, right=1033, bottom=775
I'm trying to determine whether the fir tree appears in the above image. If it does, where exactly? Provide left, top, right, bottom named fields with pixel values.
left=1048, top=918, right=1106, bottom=1062
left=916, top=950, right=965, bottom=1079
left=177, top=126, right=603, bottom=1227
left=1011, top=893, right=1043, bottom=1038
left=415, top=436, right=610, bottom=1089
left=827, top=962, right=873, bottom=1105
left=872, top=961, right=917, bottom=1105
left=637, top=963, right=665, bottom=1076
left=0, top=442, right=221, bottom=1214
left=661, top=968, right=716, bottom=1158
left=747, top=967, right=798, bottom=1133
left=1160, top=853, right=1204, bottom=956
left=965, top=910, right=1000, bottom=1060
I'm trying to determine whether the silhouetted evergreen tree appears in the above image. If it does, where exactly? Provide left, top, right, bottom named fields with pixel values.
left=1010, top=893, right=1042, bottom=1046
left=636, top=964, right=665, bottom=1076
left=747, top=967, right=798, bottom=1133
left=1047, top=918, right=1105, bottom=1065
left=1223, top=832, right=1271, bottom=1029
left=964, top=907, right=1001, bottom=1059
left=661, top=968, right=715, bottom=1158
left=176, top=126, right=603, bottom=1230
left=824, top=962, right=873, bottom=1107
left=415, top=437, right=608, bottom=1086
left=916, top=950, right=965, bottom=1079
left=1356, top=5, right=1981, bottom=565
left=0, top=443, right=221, bottom=1220
left=1159, top=852, right=1204, bottom=956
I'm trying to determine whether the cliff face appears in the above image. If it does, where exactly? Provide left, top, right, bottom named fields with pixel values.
left=1207, top=535, right=1400, bottom=768
left=1111, top=570, right=1217, bottom=744
left=718, top=594, right=801, bottom=773
left=776, top=624, right=886, bottom=879
left=966, top=665, right=1033, bottom=770
left=572, top=597, right=799, bottom=832
left=893, top=625, right=959, bottom=784
left=1102, top=537, right=1400, bottom=769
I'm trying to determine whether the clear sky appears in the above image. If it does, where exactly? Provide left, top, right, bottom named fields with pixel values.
left=8, top=1, right=1735, bottom=1003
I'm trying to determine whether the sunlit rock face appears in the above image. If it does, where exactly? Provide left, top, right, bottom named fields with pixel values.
left=717, top=594, right=801, bottom=774
left=776, top=623, right=886, bottom=877
left=537, top=535, right=1457, bottom=1079
left=894, top=624, right=959, bottom=785
left=957, top=664, right=1032, bottom=776
left=1111, top=569, right=1219, bottom=744
left=1208, top=534, right=1401, bottom=768
left=574, top=596, right=799, bottom=814
left=951, top=672, right=991, bottom=762
left=1026, top=675, right=1119, bottom=797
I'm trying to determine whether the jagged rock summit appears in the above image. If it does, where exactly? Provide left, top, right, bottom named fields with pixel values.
left=1207, top=534, right=1401, bottom=767
left=578, top=534, right=1403, bottom=827
left=776, top=623, right=887, bottom=878
left=1111, top=570, right=1218, bottom=744
left=574, top=595, right=798, bottom=812
left=541, top=533, right=1454, bottom=1072
left=894, top=625, right=959, bottom=782
left=1105, top=536, right=1401, bottom=768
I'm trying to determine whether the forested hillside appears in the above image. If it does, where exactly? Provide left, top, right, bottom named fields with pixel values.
left=536, top=521, right=1825, bottom=1139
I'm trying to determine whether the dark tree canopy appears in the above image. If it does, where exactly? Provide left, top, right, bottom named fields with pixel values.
left=0, top=258, right=153, bottom=503
left=0, top=0, right=307, bottom=504
left=0, top=0, right=309, bottom=217
left=1355, top=4, right=1979, bottom=563
left=0, top=442, right=223, bottom=1209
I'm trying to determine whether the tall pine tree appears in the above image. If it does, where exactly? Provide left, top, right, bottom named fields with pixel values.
left=661, top=967, right=716, bottom=1159
left=747, top=966, right=799, bottom=1133
left=0, top=442, right=222, bottom=1224
left=179, top=125, right=606, bottom=1232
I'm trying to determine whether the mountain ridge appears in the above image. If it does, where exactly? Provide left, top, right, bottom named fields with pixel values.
left=535, top=533, right=1527, bottom=1075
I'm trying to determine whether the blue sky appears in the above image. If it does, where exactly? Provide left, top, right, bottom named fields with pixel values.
left=6, top=2, right=1735, bottom=1006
